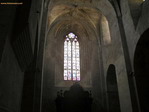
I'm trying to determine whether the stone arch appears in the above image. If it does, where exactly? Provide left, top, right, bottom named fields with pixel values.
left=43, top=12, right=100, bottom=87
left=134, top=28, right=149, bottom=112
left=41, top=2, right=107, bottom=112
left=47, top=19, right=98, bottom=42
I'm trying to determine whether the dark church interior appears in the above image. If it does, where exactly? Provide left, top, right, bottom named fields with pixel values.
left=0, top=0, right=149, bottom=112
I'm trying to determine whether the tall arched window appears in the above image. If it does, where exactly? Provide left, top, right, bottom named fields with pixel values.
left=64, top=33, right=80, bottom=81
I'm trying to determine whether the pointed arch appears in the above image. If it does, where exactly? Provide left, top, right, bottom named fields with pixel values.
left=64, top=32, right=80, bottom=81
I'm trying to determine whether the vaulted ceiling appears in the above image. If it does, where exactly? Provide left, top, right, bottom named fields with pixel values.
left=47, top=0, right=102, bottom=39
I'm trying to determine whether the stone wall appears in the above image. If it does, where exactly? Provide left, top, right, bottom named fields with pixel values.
left=137, top=0, right=149, bottom=35
left=40, top=0, right=134, bottom=112
left=0, top=38, right=24, bottom=112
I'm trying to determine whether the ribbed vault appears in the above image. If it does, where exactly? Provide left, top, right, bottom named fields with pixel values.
left=41, top=0, right=135, bottom=112
left=43, top=1, right=103, bottom=88
left=47, top=3, right=102, bottom=39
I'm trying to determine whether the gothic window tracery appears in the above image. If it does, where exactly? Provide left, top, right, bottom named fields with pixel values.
left=64, top=33, right=80, bottom=81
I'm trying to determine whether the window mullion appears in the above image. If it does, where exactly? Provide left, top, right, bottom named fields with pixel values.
left=71, top=40, right=73, bottom=80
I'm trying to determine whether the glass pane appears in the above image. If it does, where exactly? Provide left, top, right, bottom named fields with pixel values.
left=64, top=77, right=67, bottom=80
left=77, top=77, right=80, bottom=81
left=68, top=33, right=75, bottom=38
left=64, top=33, right=80, bottom=81
left=73, top=77, right=76, bottom=80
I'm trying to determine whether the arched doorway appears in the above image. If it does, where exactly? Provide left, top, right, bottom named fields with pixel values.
left=134, top=28, right=149, bottom=112
left=106, top=64, right=120, bottom=112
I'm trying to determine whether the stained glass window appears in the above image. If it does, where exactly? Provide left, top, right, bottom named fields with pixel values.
left=64, top=33, right=80, bottom=81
